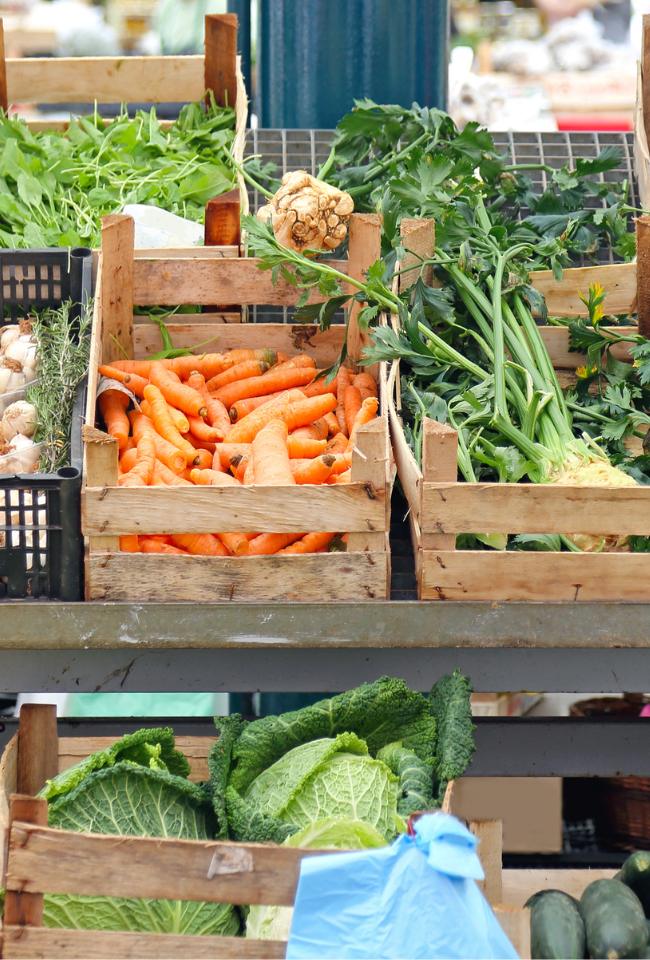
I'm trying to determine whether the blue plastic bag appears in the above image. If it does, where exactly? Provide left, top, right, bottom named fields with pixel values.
left=286, top=813, right=519, bottom=960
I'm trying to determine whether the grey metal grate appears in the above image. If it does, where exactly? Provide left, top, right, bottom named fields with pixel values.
left=244, top=129, right=638, bottom=319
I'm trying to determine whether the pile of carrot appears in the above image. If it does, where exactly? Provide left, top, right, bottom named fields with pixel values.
left=97, top=348, right=379, bottom=558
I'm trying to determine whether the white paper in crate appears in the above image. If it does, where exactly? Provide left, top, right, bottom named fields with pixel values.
left=122, top=204, right=203, bottom=249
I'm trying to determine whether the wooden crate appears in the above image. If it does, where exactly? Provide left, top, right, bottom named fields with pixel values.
left=0, top=706, right=532, bottom=960
left=636, top=16, right=650, bottom=209
left=81, top=213, right=392, bottom=602
left=389, top=237, right=650, bottom=600
left=0, top=14, right=248, bottom=212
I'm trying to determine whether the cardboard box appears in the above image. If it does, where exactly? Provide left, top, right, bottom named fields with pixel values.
left=450, top=778, right=563, bottom=853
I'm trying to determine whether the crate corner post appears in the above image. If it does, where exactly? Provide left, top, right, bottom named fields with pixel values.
left=204, top=12, right=238, bottom=112
left=100, top=214, right=134, bottom=364
left=16, top=703, right=58, bottom=798
left=347, top=213, right=382, bottom=368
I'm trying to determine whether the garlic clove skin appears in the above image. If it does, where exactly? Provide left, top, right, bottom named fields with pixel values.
left=0, top=357, right=26, bottom=395
left=0, top=326, right=20, bottom=354
left=2, top=400, right=38, bottom=440
left=5, top=335, right=37, bottom=367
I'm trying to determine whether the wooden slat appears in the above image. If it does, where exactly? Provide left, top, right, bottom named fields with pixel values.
left=131, top=257, right=347, bottom=306
left=134, top=247, right=239, bottom=260
left=501, top=868, right=616, bottom=908
left=6, top=822, right=327, bottom=905
left=133, top=321, right=346, bottom=367
left=529, top=262, right=635, bottom=317
left=347, top=214, right=382, bottom=365
left=16, top=705, right=57, bottom=796
left=398, top=218, right=435, bottom=291
left=421, top=551, right=650, bottom=601
left=204, top=14, right=238, bottom=111
left=637, top=214, right=650, bottom=337
left=1, top=926, right=286, bottom=960
left=83, top=483, right=386, bottom=535
left=57, top=736, right=217, bottom=782
left=349, top=418, right=391, bottom=558
left=3, top=797, right=48, bottom=929
left=84, top=427, right=120, bottom=557
left=0, top=20, right=7, bottom=113
left=421, top=482, right=650, bottom=536
left=205, top=189, right=241, bottom=248
left=421, top=419, right=457, bottom=551
left=101, top=215, right=134, bottom=363
left=494, top=907, right=531, bottom=960
left=644, top=15, right=650, bottom=154
left=87, top=550, right=388, bottom=602
left=6, top=55, right=204, bottom=104
left=470, top=819, right=502, bottom=906
left=0, top=732, right=17, bottom=883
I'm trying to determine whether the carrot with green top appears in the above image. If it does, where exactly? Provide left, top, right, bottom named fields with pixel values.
left=206, top=359, right=271, bottom=392
left=171, top=533, right=229, bottom=556
left=347, top=396, right=379, bottom=452
left=291, top=454, right=335, bottom=484
left=187, top=371, right=231, bottom=438
left=190, top=468, right=241, bottom=486
left=248, top=532, right=305, bottom=555
left=143, top=384, right=200, bottom=463
left=98, top=390, right=130, bottom=450
left=286, top=436, right=327, bottom=459
left=119, top=434, right=156, bottom=487
left=253, top=419, right=295, bottom=485
left=129, top=410, right=187, bottom=474
left=214, top=365, right=316, bottom=409
left=276, top=532, right=335, bottom=554
left=149, top=362, right=207, bottom=418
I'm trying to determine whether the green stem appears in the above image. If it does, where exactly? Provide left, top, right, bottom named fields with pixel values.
left=346, top=131, right=430, bottom=198
left=491, top=254, right=508, bottom=421
left=223, top=146, right=275, bottom=199
left=317, top=145, right=337, bottom=181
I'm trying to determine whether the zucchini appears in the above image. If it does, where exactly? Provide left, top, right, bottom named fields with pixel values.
left=580, top=879, right=648, bottom=959
left=525, top=889, right=585, bottom=959
left=621, top=853, right=650, bottom=916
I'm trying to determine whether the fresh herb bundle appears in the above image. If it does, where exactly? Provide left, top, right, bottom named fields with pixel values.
left=0, top=99, right=237, bottom=248
left=27, top=300, right=92, bottom=471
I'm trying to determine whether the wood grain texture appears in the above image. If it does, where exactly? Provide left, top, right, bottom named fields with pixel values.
left=636, top=59, right=650, bottom=211
left=501, top=868, right=617, bottom=908
left=494, top=907, right=530, bottom=960
left=87, top=550, right=388, bottom=601
left=349, top=418, right=390, bottom=558
left=83, top=483, right=386, bottom=535
left=637, top=215, right=650, bottom=337
left=1, top=927, right=286, bottom=959
left=101, top=216, right=134, bottom=364
left=83, top=428, right=120, bottom=558
left=233, top=55, right=249, bottom=214
left=470, top=819, right=502, bottom=906
left=0, top=732, right=17, bottom=884
left=133, top=321, right=346, bottom=366
left=421, top=482, right=650, bottom=536
left=347, top=214, right=382, bottom=365
left=204, top=13, right=238, bottom=110
left=529, top=262, right=635, bottom=317
left=204, top=189, right=241, bottom=248
left=420, top=551, right=650, bottom=601
left=3, top=796, right=48, bottom=929
left=0, top=20, right=7, bottom=113
left=16, top=706, right=57, bottom=796
left=131, top=257, right=346, bottom=307
left=422, top=419, right=458, bottom=551
left=6, top=821, right=329, bottom=905
left=6, top=55, right=205, bottom=104
left=644, top=15, right=650, bottom=155
left=398, top=219, right=435, bottom=291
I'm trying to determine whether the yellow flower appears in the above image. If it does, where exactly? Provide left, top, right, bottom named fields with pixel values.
left=576, top=365, right=597, bottom=378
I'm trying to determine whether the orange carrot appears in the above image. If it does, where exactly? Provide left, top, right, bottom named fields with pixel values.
left=229, top=391, right=286, bottom=422
left=300, top=374, right=337, bottom=399
left=344, top=385, right=363, bottom=436
left=248, top=532, right=305, bottom=555
left=216, top=532, right=250, bottom=556
left=187, top=371, right=231, bottom=438
left=291, top=454, right=335, bottom=484
left=183, top=431, right=216, bottom=455
left=271, top=355, right=316, bottom=372
left=190, top=468, right=241, bottom=486
left=206, top=359, right=271, bottom=392
left=286, top=436, right=327, bottom=459
left=153, top=460, right=193, bottom=486
left=276, top=352, right=290, bottom=363
left=129, top=410, right=187, bottom=474
left=323, top=411, right=340, bottom=436
left=230, top=453, right=251, bottom=482
left=171, top=533, right=229, bottom=557
left=119, top=535, right=140, bottom=553
left=187, top=416, right=223, bottom=443
left=192, top=449, right=214, bottom=470
left=333, top=468, right=351, bottom=483
left=120, top=447, right=139, bottom=473
left=336, top=367, right=352, bottom=435
left=199, top=348, right=277, bottom=380
left=106, top=359, right=154, bottom=378
left=98, top=365, right=149, bottom=399
left=290, top=417, right=329, bottom=441
left=149, top=362, right=207, bottom=418
left=124, top=436, right=136, bottom=452
left=143, top=384, right=199, bottom=463
left=214, top=366, right=316, bottom=409
left=214, top=443, right=251, bottom=470
left=98, top=390, right=130, bottom=450
left=252, top=419, right=295, bottom=485
left=326, top=432, right=348, bottom=455
left=243, top=458, right=255, bottom=484
left=119, top=434, right=156, bottom=487
left=141, top=398, right=190, bottom=436
left=140, top=538, right=187, bottom=555
left=284, top=394, right=338, bottom=432
left=347, top=396, right=379, bottom=452
left=354, top=372, right=378, bottom=401
left=330, top=452, right=353, bottom=475
left=276, top=532, right=335, bottom=554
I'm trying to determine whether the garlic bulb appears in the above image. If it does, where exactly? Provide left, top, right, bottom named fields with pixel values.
left=6, top=433, right=40, bottom=473
left=6, top=334, right=36, bottom=367
left=0, top=326, right=20, bottom=354
left=1, top=400, right=37, bottom=441
left=0, top=358, right=26, bottom=395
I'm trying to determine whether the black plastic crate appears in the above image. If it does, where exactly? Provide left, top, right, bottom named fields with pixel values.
left=0, top=247, right=92, bottom=601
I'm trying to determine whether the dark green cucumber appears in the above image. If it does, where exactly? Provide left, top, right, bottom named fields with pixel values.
left=525, top=889, right=585, bottom=959
left=580, top=878, right=648, bottom=959
left=621, top=853, right=650, bottom=916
